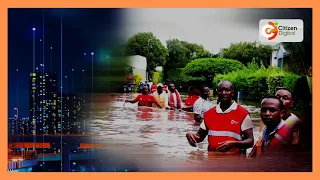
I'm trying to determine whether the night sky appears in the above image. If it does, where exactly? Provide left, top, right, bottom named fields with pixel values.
left=8, top=8, right=126, bottom=117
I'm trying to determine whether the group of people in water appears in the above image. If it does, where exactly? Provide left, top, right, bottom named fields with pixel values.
left=125, top=80, right=302, bottom=158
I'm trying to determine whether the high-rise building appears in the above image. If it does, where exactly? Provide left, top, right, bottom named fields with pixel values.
left=8, top=117, right=29, bottom=136
left=57, top=93, right=87, bottom=134
left=77, top=97, right=87, bottom=134
left=8, top=117, right=17, bottom=136
left=28, top=70, right=87, bottom=136
left=28, top=71, right=58, bottom=135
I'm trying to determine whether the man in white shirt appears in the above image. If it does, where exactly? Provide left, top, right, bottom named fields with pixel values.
left=152, top=83, right=170, bottom=109
left=193, top=85, right=214, bottom=122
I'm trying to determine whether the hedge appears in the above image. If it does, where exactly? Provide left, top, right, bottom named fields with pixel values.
left=166, top=68, right=206, bottom=92
left=213, top=61, right=301, bottom=101
left=184, top=58, right=245, bottom=77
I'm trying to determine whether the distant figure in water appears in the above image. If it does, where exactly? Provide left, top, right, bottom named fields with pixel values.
left=138, top=82, right=144, bottom=93
left=125, top=86, right=162, bottom=108
left=182, top=86, right=200, bottom=112
left=167, top=83, right=182, bottom=110
left=192, top=85, right=214, bottom=123
left=162, top=82, right=168, bottom=93
left=152, top=83, right=170, bottom=109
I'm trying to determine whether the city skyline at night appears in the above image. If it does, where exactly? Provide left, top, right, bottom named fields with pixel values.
left=8, top=8, right=125, bottom=117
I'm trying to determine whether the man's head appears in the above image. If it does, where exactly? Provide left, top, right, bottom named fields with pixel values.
left=199, top=85, right=210, bottom=99
left=217, top=80, right=234, bottom=104
left=157, top=83, right=163, bottom=94
left=260, top=96, right=284, bottom=129
left=275, top=88, right=293, bottom=114
left=168, top=83, right=175, bottom=92
left=188, top=86, right=200, bottom=96
left=141, top=86, right=149, bottom=95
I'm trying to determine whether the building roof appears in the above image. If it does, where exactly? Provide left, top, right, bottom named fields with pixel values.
left=273, top=43, right=290, bottom=57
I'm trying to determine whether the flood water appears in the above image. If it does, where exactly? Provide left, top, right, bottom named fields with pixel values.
left=89, top=93, right=312, bottom=172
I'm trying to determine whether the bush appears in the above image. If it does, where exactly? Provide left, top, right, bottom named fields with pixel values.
left=266, top=73, right=285, bottom=96
left=184, top=58, right=245, bottom=78
left=213, top=60, right=301, bottom=101
left=283, top=73, right=301, bottom=93
left=152, top=71, right=163, bottom=84
left=133, top=72, right=143, bottom=92
left=167, top=68, right=205, bottom=92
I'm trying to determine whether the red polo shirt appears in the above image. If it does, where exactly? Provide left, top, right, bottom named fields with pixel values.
left=134, top=94, right=158, bottom=107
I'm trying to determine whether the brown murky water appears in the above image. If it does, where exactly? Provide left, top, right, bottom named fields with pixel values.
left=90, top=93, right=311, bottom=172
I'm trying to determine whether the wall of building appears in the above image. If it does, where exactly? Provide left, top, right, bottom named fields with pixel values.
left=127, top=55, right=147, bottom=82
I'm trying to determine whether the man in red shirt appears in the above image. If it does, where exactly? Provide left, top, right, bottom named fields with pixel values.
left=125, top=86, right=163, bottom=108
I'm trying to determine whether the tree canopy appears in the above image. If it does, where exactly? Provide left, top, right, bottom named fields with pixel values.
left=183, top=58, right=245, bottom=78
left=222, top=41, right=273, bottom=67
left=124, top=32, right=168, bottom=80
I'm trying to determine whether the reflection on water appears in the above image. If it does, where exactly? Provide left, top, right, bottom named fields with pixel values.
left=91, top=94, right=260, bottom=159
left=89, top=93, right=311, bottom=171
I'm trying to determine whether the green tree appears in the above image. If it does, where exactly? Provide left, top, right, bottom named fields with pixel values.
left=183, top=58, right=245, bottom=81
left=125, top=32, right=168, bottom=81
left=166, top=68, right=206, bottom=91
left=281, top=42, right=311, bottom=76
left=164, top=39, right=213, bottom=81
left=222, top=41, right=273, bottom=66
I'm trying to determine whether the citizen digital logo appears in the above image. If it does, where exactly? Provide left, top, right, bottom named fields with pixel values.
left=259, top=19, right=303, bottom=42
left=278, top=25, right=298, bottom=36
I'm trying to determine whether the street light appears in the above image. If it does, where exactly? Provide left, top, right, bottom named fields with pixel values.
left=14, top=108, right=18, bottom=120
left=32, top=28, right=36, bottom=72
left=32, top=27, right=37, bottom=151
left=65, top=75, right=68, bottom=93
left=90, top=52, right=94, bottom=111
left=90, top=51, right=94, bottom=160
left=50, top=47, right=53, bottom=73
left=72, top=69, right=74, bottom=93
left=14, top=107, right=19, bottom=152
left=16, top=69, right=19, bottom=117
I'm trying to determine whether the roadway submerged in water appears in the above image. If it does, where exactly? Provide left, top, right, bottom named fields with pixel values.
left=89, top=93, right=311, bottom=172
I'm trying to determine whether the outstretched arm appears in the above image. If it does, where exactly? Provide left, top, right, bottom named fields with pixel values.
left=125, top=95, right=140, bottom=103
left=154, top=101, right=163, bottom=108
left=125, top=99, right=137, bottom=103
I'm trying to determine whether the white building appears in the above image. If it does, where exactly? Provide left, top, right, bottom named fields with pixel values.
left=270, top=43, right=290, bottom=69
left=127, top=55, right=148, bottom=82
left=155, top=66, right=163, bottom=72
